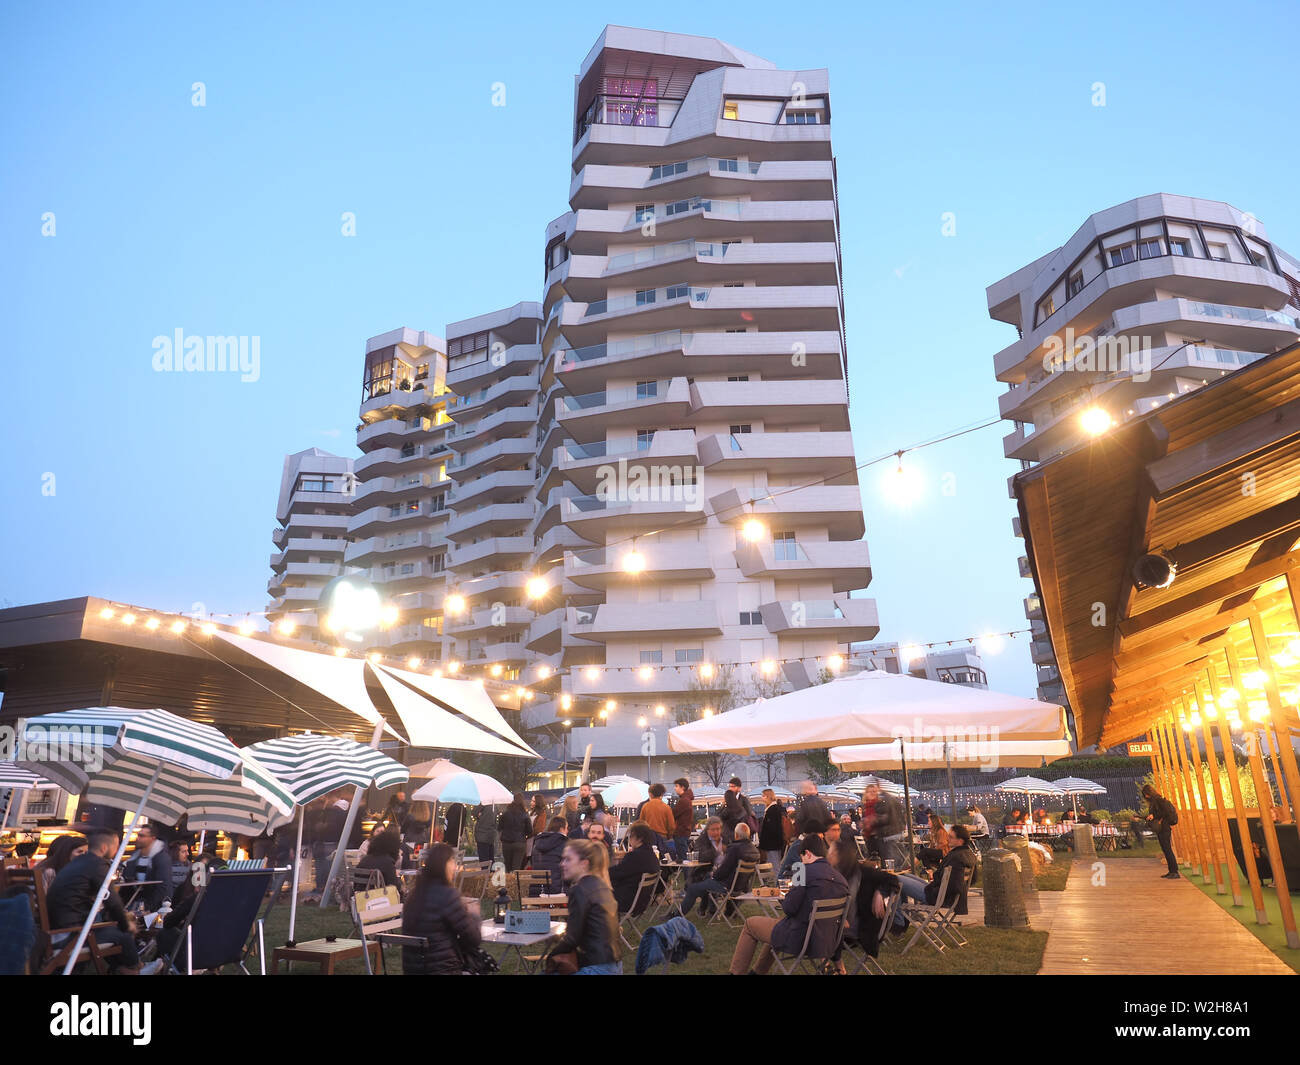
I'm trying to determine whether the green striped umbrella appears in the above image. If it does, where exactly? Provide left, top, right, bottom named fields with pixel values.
left=243, top=733, right=409, bottom=941
left=16, top=707, right=294, bottom=973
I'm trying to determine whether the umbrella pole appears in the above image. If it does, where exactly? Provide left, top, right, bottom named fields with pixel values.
left=288, top=805, right=305, bottom=942
left=319, top=721, right=383, bottom=906
left=2, top=789, right=14, bottom=830
left=945, top=743, right=956, bottom=823
left=430, top=800, right=437, bottom=848
left=63, top=763, right=161, bottom=975
left=901, top=741, right=915, bottom=874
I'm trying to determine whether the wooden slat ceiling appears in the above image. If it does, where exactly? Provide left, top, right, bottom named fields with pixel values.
left=1016, top=344, right=1300, bottom=748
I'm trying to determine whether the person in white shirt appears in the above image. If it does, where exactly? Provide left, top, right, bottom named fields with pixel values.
left=967, top=805, right=990, bottom=837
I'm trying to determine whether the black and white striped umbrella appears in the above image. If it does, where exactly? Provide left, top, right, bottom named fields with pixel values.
left=0, top=761, right=55, bottom=829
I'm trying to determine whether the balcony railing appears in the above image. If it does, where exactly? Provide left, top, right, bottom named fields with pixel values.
left=557, top=380, right=669, bottom=414
left=647, top=156, right=761, bottom=182
left=627, top=198, right=744, bottom=229
left=554, top=329, right=685, bottom=371
left=1184, top=301, right=1298, bottom=328
left=576, top=94, right=678, bottom=140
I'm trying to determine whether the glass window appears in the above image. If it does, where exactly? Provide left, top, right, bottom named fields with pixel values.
left=636, top=381, right=658, bottom=399
left=636, top=428, right=654, bottom=449
left=640, top=649, right=663, bottom=664
left=723, top=100, right=739, bottom=120
left=729, top=423, right=752, bottom=435
left=739, top=611, right=763, bottom=625
left=1067, top=272, right=1084, bottom=299
left=666, top=283, right=688, bottom=300
left=635, top=288, right=656, bottom=306
left=675, top=648, right=704, bottom=663
left=715, top=158, right=739, bottom=172
left=1108, top=245, right=1136, bottom=267
left=784, top=110, right=820, bottom=124
left=1138, top=239, right=1163, bottom=259
left=634, top=204, right=654, bottom=222
left=1170, top=238, right=1191, bottom=256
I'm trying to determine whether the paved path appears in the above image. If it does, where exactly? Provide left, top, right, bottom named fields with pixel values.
left=1037, top=856, right=1293, bottom=975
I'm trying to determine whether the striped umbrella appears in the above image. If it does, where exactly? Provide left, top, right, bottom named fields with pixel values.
left=411, top=770, right=512, bottom=806
left=597, top=777, right=650, bottom=809
left=836, top=774, right=906, bottom=797
left=1053, top=776, right=1107, bottom=816
left=243, top=733, right=410, bottom=941
left=16, top=707, right=292, bottom=973
left=0, top=762, right=55, bottom=829
left=996, top=776, right=1066, bottom=823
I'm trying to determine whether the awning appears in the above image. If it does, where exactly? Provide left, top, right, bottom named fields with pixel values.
left=369, top=666, right=538, bottom=758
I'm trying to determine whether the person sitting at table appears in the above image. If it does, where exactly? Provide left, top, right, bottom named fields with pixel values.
left=47, top=827, right=147, bottom=974
left=356, top=828, right=402, bottom=893
left=1001, top=808, right=1025, bottom=835
left=609, top=822, right=662, bottom=916
left=121, top=823, right=173, bottom=912
left=967, top=805, right=990, bottom=837
left=583, top=819, right=614, bottom=857
left=1032, top=808, right=1048, bottom=826
left=1077, top=806, right=1097, bottom=826
left=531, top=816, right=569, bottom=893
left=547, top=838, right=623, bottom=975
left=779, top=821, right=825, bottom=878
left=924, top=824, right=978, bottom=910
left=35, top=833, right=87, bottom=895
left=401, top=842, right=481, bottom=975
left=728, top=833, right=848, bottom=975
left=917, top=813, right=952, bottom=870
left=693, top=816, right=727, bottom=883
left=1060, top=808, right=1076, bottom=824
left=153, top=849, right=223, bottom=970
left=357, top=823, right=387, bottom=859
left=679, top=822, right=759, bottom=918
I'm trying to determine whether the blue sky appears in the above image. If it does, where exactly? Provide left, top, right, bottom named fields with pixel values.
left=2, top=0, right=1297, bottom=699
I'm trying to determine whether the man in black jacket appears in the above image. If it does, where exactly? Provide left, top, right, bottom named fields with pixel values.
left=924, top=824, right=978, bottom=912
left=46, top=828, right=143, bottom=973
left=531, top=817, right=569, bottom=893
left=679, top=823, right=759, bottom=916
left=720, top=776, right=754, bottom=843
left=1142, top=784, right=1180, bottom=878
left=609, top=822, right=662, bottom=915
left=794, top=780, right=831, bottom=837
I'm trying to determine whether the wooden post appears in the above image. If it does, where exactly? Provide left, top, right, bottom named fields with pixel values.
left=1153, top=714, right=1187, bottom=867
left=1164, top=707, right=1209, bottom=880
left=1205, top=659, right=1268, bottom=923
left=1248, top=613, right=1300, bottom=823
left=1178, top=694, right=1224, bottom=894
left=1193, top=679, right=1241, bottom=905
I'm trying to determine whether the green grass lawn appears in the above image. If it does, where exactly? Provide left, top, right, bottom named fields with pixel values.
left=257, top=878, right=1053, bottom=976
left=1183, top=864, right=1300, bottom=974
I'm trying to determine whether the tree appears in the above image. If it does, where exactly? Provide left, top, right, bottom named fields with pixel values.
left=804, top=748, right=846, bottom=787
left=752, top=751, right=786, bottom=785
left=680, top=750, right=739, bottom=788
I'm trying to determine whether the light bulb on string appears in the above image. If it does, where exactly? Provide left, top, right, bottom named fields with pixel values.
left=526, top=575, right=549, bottom=599
left=881, top=450, right=923, bottom=506
left=741, top=517, right=766, bottom=543
left=622, top=546, right=646, bottom=574
left=977, top=633, right=1004, bottom=656
left=277, top=618, right=297, bottom=636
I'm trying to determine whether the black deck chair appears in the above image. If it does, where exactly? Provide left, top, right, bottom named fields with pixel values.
left=164, top=868, right=273, bottom=974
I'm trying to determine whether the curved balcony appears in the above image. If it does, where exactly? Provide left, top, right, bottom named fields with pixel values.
left=569, top=157, right=835, bottom=211
left=274, top=512, right=349, bottom=547
left=343, top=530, right=441, bottom=566
left=444, top=502, right=536, bottom=543
left=709, top=484, right=865, bottom=541
left=446, top=404, right=538, bottom=453
left=270, top=537, right=347, bottom=569
left=688, top=378, right=849, bottom=429
left=447, top=535, right=534, bottom=570
left=758, top=598, right=879, bottom=641
left=579, top=198, right=838, bottom=252
left=556, top=377, right=691, bottom=443
left=348, top=502, right=444, bottom=539
left=353, top=471, right=443, bottom=508
left=448, top=374, right=537, bottom=419
left=564, top=541, right=715, bottom=591
left=447, top=605, right=534, bottom=639
left=447, top=468, right=536, bottom=509
left=357, top=416, right=435, bottom=449
left=448, top=436, right=537, bottom=480
left=733, top=540, right=871, bottom=594
left=699, top=431, right=857, bottom=478
left=360, top=382, right=435, bottom=418
left=566, top=663, right=727, bottom=699
left=558, top=429, right=699, bottom=494
left=568, top=600, right=724, bottom=642
left=561, top=488, right=707, bottom=539
left=447, top=343, right=541, bottom=393
left=354, top=442, right=448, bottom=480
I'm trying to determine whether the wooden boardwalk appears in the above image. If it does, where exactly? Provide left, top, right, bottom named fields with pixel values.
left=1037, top=856, right=1293, bottom=975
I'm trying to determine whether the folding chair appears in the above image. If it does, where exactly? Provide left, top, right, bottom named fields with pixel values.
left=509, top=870, right=551, bottom=907
left=898, top=866, right=953, bottom=956
left=755, top=862, right=777, bottom=888
left=338, top=865, right=384, bottom=911
left=844, top=889, right=900, bottom=975
left=707, top=860, right=758, bottom=928
left=619, top=872, right=661, bottom=947
left=164, top=868, right=274, bottom=974
left=768, top=897, right=848, bottom=975
left=350, top=884, right=429, bottom=975
left=932, top=866, right=973, bottom=949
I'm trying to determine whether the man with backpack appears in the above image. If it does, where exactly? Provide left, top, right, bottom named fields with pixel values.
left=1142, top=784, right=1180, bottom=878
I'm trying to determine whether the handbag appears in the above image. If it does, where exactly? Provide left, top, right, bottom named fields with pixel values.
left=544, top=949, right=579, bottom=975
left=463, top=947, right=500, bottom=975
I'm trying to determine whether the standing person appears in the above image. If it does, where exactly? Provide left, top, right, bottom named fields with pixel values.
left=310, top=794, right=347, bottom=901
left=546, top=838, right=623, bottom=975
left=721, top=776, right=755, bottom=843
left=383, top=789, right=411, bottom=835
left=576, top=782, right=606, bottom=826
left=1142, top=784, right=1180, bottom=878
left=562, top=794, right=581, bottom=834
left=529, top=795, right=549, bottom=839
left=531, top=816, right=569, bottom=892
left=401, top=843, right=481, bottom=974
left=758, top=789, right=786, bottom=866
left=639, top=783, right=676, bottom=854
left=473, top=804, right=499, bottom=866
left=46, top=828, right=147, bottom=973
left=444, top=802, right=466, bottom=851
left=865, top=784, right=906, bottom=868
left=121, top=823, right=174, bottom=912
left=794, top=780, right=831, bottom=837
left=671, top=778, right=695, bottom=862
left=498, top=794, right=532, bottom=873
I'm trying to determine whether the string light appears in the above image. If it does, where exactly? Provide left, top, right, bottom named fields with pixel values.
left=622, top=547, right=646, bottom=574
left=238, top=618, right=255, bottom=636
left=654, top=704, right=666, bottom=716
left=122, top=613, right=136, bottom=626
left=526, top=576, right=549, bottom=599
left=407, top=657, right=422, bottom=669
left=379, top=605, right=399, bottom=627
left=537, top=665, right=552, bottom=679
left=741, top=518, right=766, bottom=543
left=759, top=659, right=777, bottom=676
left=170, top=620, right=187, bottom=634
left=200, top=622, right=217, bottom=636
left=584, top=666, right=599, bottom=681
left=277, top=618, right=297, bottom=636
left=144, top=617, right=160, bottom=631
left=489, top=664, right=503, bottom=678
left=333, top=647, right=348, bottom=657
left=828, top=654, right=844, bottom=671
left=1080, top=407, right=1113, bottom=436
left=638, top=666, right=653, bottom=681
left=560, top=694, right=573, bottom=711
left=447, top=660, right=460, bottom=673
left=445, top=593, right=466, bottom=615
left=367, top=652, right=381, bottom=663
left=699, top=662, right=715, bottom=680
left=99, top=608, right=115, bottom=620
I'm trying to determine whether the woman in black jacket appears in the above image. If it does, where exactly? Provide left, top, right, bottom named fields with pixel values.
left=758, top=789, right=786, bottom=865
left=400, top=842, right=481, bottom=975
left=547, top=837, right=622, bottom=974
left=498, top=794, right=533, bottom=872
left=357, top=828, right=402, bottom=893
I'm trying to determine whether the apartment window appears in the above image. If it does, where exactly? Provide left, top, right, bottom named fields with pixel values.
left=636, top=381, right=658, bottom=399
left=722, top=100, right=739, bottom=120
left=675, top=648, right=704, bottom=663
left=727, top=375, right=749, bottom=382
left=649, top=161, right=688, bottom=180
left=639, top=649, right=663, bottom=664
left=431, top=553, right=446, bottom=573
left=715, top=158, right=739, bottom=173
left=730, top=424, right=752, bottom=435
left=723, top=281, right=745, bottom=288
left=388, top=503, right=402, bottom=517
left=399, top=562, right=416, bottom=575
left=665, top=199, right=692, bottom=216
left=666, top=283, right=689, bottom=300
left=296, top=475, right=337, bottom=493
left=1036, top=294, right=1055, bottom=323
left=1108, top=244, right=1136, bottom=267
left=1067, top=272, right=1084, bottom=299
left=400, top=442, right=416, bottom=457
left=774, top=530, right=800, bottom=561
left=739, top=611, right=763, bottom=625
left=1250, top=250, right=1268, bottom=268
left=1209, top=242, right=1230, bottom=262
left=784, top=110, right=820, bottom=124
left=1170, top=238, right=1192, bottom=257
left=634, top=204, right=654, bottom=223
left=635, top=287, right=656, bottom=306
left=636, top=428, right=655, bottom=449
left=1138, top=238, right=1163, bottom=260
left=447, top=331, right=489, bottom=358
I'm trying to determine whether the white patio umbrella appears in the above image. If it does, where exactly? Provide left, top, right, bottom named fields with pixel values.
left=667, top=669, right=1067, bottom=754
left=412, top=770, right=512, bottom=806
left=244, top=733, right=410, bottom=942
left=0, top=762, right=54, bottom=829
left=1052, top=776, right=1108, bottom=815
left=834, top=774, right=905, bottom=797
left=17, top=707, right=293, bottom=974
left=830, top=739, right=1073, bottom=772
left=996, top=776, right=1066, bottom=822
left=597, top=777, right=650, bottom=809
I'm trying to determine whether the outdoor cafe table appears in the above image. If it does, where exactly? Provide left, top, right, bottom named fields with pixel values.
left=115, top=880, right=163, bottom=909
left=271, top=938, right=382, bottom=975
left=480, top=918, right=565, bottom=973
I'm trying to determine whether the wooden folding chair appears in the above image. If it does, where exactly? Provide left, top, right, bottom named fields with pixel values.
left=707, top=860, right=758, bottom=928
left=33, top=870, right=122, bottom=974
left=768, top=897, right=848, bottom=975
left=755, top=862, right=777, bottom=888
left=619, top=872, right=661, bottom=947
left=350, top=884, right=428, bottom=975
